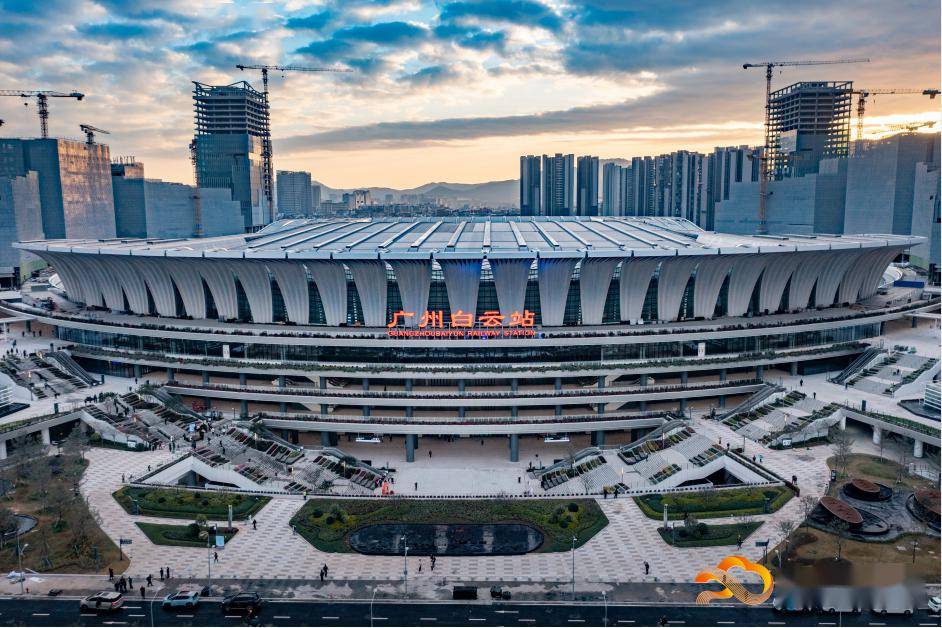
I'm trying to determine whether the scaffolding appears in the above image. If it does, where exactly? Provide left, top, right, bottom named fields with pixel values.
left=767, top=81, right=853, bottom=179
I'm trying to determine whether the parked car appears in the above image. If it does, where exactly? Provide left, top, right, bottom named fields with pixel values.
left=222, top=592, right=263, bottom=614
left=162, top=590, right=200, bottom=609
left=928, top=596, right=940, bottom=613
left=79, top=592, right=123, bottom=612
left=773, top=587, right=813, bottom=613
left=816, top=586, right=862, bottom=613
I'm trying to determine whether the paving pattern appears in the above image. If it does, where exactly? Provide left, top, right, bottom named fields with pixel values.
left=83, top=421, right=833, bottom=588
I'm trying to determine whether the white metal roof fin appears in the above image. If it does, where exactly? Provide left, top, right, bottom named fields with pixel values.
left=411, top=220, right=443, bottom=248
left=446, top=221, right=468, bottom=248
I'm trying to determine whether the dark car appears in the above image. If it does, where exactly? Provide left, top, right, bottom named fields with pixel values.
left=222, top=592, right=263, bottom=614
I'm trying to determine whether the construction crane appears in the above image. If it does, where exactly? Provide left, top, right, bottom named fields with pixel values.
left=854, top=88, right=940, bottom=141
left=0, top=90, right=84, bottom=138
left=742, top=59, right=869, bottom=234
left=235, top=64, right=352, bottom=221
left=79, top=123, right=109, bottom=145
left=883, top=120, right=936, bottom=134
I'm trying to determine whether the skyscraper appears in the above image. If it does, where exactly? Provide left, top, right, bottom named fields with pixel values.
left=768, top=81, right=853, bottom=179
left=541, top=153, right=574, bottom=216
left=602, top=162, right=631, bottom=216
left=0, top=172, right=43, bottom=288
left=277, top=170, right=313, bottom=216
left=0, top=138, right=116, bottom=239
left=576, top=156, right=599, bottom=216
left=311, top=184, right=322, bottom=213
left=193, top=81, right=270, bottom=231
left=519, top=155, right=541, bottom=216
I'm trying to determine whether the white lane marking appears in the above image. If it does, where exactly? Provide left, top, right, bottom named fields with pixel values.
left=273, top=616, right=291, bottom=620
left=32, top=614, right=50, bottom=617
left=225, top=615, right=241, bottom=618
left=420, top=618, right=437, bottom=621
left=568, top=620, right=586, bottom=623
left=373, top=617, right=388, bottom=621
left=667, top=623, right=685, bottom=626
left=718, top=623, right=735, bottom=625
left=128, top=614, right=145, bottom=617
left=518, top=620, right=536, bottom=623
left=322, top=616, right=340, bottom=620
left=177, top=614, right=194, bottom=618
left=124, top=606, right=142, bottom=609
left=469, top=619, right=486, bottom=622
left=617, top=622, right=635, bottom=625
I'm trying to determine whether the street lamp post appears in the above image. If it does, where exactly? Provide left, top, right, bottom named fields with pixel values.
left=14, top=522, right=25, bottom=595
left=402, top=535, right=410, bottom=598
left=602, top=590, right=608, bottom=627
left=570, top=535, right=577, bottom=601
left=370, top=587, right=378, bottom=627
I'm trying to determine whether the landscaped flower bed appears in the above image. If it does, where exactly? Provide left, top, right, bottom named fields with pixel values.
left=635, top=486, right=793, bottom=520
left=113, top=486, right=270, bottom=519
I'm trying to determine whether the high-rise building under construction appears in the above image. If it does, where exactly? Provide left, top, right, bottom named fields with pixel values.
left=193, top=81, right=270, bottom=231
left=768, top=81, right=853, bottom=179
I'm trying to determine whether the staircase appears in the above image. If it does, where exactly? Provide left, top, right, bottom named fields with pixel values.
left=45, top=351, right=98, bottom=387
left=829, top=347, right=882, bottom=385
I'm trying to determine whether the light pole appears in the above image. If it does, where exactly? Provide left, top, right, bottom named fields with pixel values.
left=14, top=521, right=25, bottom=595
left=570, top=535, right=577, bottom=601
left=402, top=535, right=410, bottom=598
left=602, top=590, right=608, bottom=627
left=370, top=587, right=378, bottom=627
left=150, top=586, right=161, bottom=627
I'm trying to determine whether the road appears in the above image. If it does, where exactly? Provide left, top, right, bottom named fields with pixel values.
left=0, top=597, right=937, bottom=627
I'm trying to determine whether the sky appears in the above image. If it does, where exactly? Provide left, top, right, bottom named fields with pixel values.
left=0, top=0, right=939, bottom=189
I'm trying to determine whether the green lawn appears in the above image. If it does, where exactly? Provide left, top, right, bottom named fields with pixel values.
left=114, top=487, right=270, bottom=520
left=635, top=486, right=794, bottom=520
left=290, top=498, right=609, bottom=554
left=657, top=521, right=763, bottom=548
left=136, top=522, right=238, bottom=548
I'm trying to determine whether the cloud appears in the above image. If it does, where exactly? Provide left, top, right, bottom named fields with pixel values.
left=284, top=10, right=334, bottom=31
left=78, top=21, right=162, bottom=40
left=439, top=0, right=562, bottom=32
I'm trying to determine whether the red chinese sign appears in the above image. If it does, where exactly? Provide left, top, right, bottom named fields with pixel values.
left=387, top=309, right=537, bottom=338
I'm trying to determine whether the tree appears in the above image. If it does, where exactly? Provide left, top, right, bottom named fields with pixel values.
left=777, top=518, right=797, bottom=563
left=830, top=428, right=853, bottom=478
left=0, top=506, right=17, bottom=551
left=828, top=520, right=849, bottom=561
left=10, top=436, right=44, bottom=482
left=799, top=495, right=818, bottom=530
left=31, top=459, right=54, bottom=516
left=60, top=426, right=89, bottom=461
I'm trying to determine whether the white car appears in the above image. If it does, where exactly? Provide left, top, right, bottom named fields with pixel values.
left=162, top=590, right=200, bottom=609
left=928, top=596, right=941, bottom=613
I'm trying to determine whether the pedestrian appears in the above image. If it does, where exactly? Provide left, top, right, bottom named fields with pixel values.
left=644, top=561, right=650, bottom=575
left=159, top=567, right=164, bottom=581
left=121, top=474, right=125, bottom=483
left=114, top=581, right=120, bottom=593
left=736, top=536, right=743, bottom=550
left=108, top=567, right=114, bottom=581
left=414, top=481, right=418, bottom=491
left=799, top=378, right=803, bottom=386
left=319, top=568, right=325, bottom=582
left=418, top=561, right=423, bottom=573
left=428, top=450, right=432, bottom=458
left=214, top=552, right=219, bottom=563
left=147, top=574, right=153, bottom=587
left=323, top=563, right=329, bottom=576
left=140, top=585, right=146, bottom=600
left=252, top=519, right=257, bottom=530
left=166, top=566, right=171, bottom=579
left=128, top=576, right=133, bottom=589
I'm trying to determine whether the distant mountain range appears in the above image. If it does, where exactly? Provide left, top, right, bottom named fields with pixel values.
left=314, top=179, right=519, bottom=207
left=313, top=158, right=629, bottom=208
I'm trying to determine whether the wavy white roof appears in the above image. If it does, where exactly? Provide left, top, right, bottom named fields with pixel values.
left=17, top=216, right=922, bottom=260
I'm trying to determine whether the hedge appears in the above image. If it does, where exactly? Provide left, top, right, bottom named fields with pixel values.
left=635, top=486, right=793, bottom=520
left=136, top=522, right=238, bottom=548
left=114, top=487, right=270, bottom=520
left=657, top=521, right=764, bottom=548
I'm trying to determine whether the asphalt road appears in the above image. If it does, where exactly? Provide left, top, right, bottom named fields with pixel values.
left=0, top=597, right=936, bottom=627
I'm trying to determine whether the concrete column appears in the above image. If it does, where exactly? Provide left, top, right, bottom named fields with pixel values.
left=240, top=400, right=248, bottom=417
left=458, top=379, right=465, bottom=394
left=719, top=369, right=727, bottom=383
left=511, top=406, right=518, bottom=418
left=405, top=379, right=413, bottom=392
left=555, top=405, right=561, bottom=416
left=239, top=373, right=247, bottom=386
left=911, top=316, right=918, bottom=328
left=458, top=407, right=465, bottom=418
left=639, top=401, right=647, bottom=411
left=756, top=365, right=764, bottom=380
left=679, top=398, right=687, bottom=413
left=872, top=425, right=882, bottom=446
left=591, top=431, right=605, bottom=447
left=554, top=377, right=562, bottom=391
left=598, top=376, right=605, bottom=389
left=362, top=407, right=371, bottom=418
left=202, top=371, right=210, bottom=384
left=405, top=434, right=417, bottom=463
left=24, top=320, right=32, bottom=333
left=509, top=434, right=519, bottom=462
left=279, top=402, right=287, bottom=414
left=362, top=378, right=370, bottom=391
left=319, top=376, right=327, bottom=390
left=134, top=364, right=143, bottom=379
left=278, top=375, right=286, bottom=388
left=0, top=439, right=6, bottom=460
left=913, top=439, right=924, bottom=458
left=320, top=403, right=328, bottom=414
left=321, top=431, right=331, bottom=447
left=596, top=403, right=604, bottom=415
left=41, top=427, right=51, bottom=445
left=405, top=407, right=413, bottom=418
left=790, top=362, right=798, bottom=376
left=718, top=396, right=726, bottom=409
left=511, top=378, right=518, bottom=393
left=839, top=415, right=846, bottom=430
left=680, top=371, right=688, bottom=385
left=166, top=367, right=174, bottom=380
left=639, top=375, right=648, bottom=388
